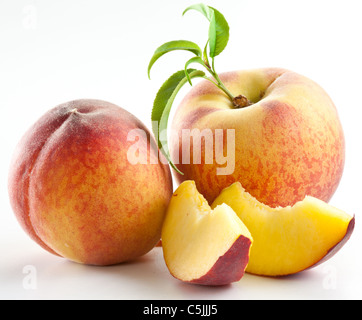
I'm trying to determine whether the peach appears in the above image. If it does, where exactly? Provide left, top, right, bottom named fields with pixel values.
left=162, top=181, right=253, bottom=286
left=170, top=68, right=345, bottom=207
left=8, top=99, right=173, bottom=265
left=212, top=182, right=355, bottom=276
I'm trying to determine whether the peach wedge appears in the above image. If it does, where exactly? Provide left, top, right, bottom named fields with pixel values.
left=161, top=181, right=253, bottom=286
left=212, top=182, right=355, bottom=276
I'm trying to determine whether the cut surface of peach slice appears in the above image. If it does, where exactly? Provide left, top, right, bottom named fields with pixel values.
left=212, top=182, right=355, bottom=276
left=161, top=181, right=253, bottom=286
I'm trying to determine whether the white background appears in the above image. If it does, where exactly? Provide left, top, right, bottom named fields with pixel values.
left=1, top=0, right=361, bottom=300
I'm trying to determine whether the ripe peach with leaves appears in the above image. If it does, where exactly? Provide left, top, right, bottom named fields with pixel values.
left=148, top=3, right=345, bottom=208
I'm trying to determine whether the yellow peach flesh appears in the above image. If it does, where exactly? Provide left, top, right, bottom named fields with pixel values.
left=162, top=181, right=252, bottom=285
left=212, top=182, right=354, bottom=276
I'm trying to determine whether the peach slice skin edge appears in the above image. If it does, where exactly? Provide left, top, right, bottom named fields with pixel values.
left=189, top=234, right=252, bottom=286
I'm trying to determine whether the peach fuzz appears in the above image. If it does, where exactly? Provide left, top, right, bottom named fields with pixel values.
left=170, top=68, right=345, bottom=207
left=8, top=99, right=173, bottom=266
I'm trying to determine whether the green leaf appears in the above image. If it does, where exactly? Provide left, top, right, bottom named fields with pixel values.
left=209, top=6, right=230, bottom=57
left=148, top=40, right=202, bottom=79
left=183, top=4, right=229, bottom=58
left=151, top=69, right=205, bottom=174
left=183, top=3, right=214, bottom=20
left=184, top=56, right=209, bottom=85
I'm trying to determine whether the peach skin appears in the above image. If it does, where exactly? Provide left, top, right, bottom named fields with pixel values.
left=8, top=99, right=173, bottom=265
left=170, top=68, right=345, bottom=207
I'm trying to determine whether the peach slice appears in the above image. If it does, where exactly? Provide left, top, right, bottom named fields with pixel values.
left=212, top=182, right=355, bottom=276
left=161, top=181, right=253, bottom=286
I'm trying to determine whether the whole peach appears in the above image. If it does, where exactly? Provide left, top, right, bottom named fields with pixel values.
left=170, top=68, right=345, bottom=207
left=9, top=99, right=173, bottom=265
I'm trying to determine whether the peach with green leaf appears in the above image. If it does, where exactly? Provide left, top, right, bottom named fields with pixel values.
left=148, top=3, right=345, bottom=208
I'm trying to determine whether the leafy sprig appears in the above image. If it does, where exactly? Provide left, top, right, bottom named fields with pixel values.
left=148, top=3, right=247, bottom=173
left=151, top=69, right=205, bottom=174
